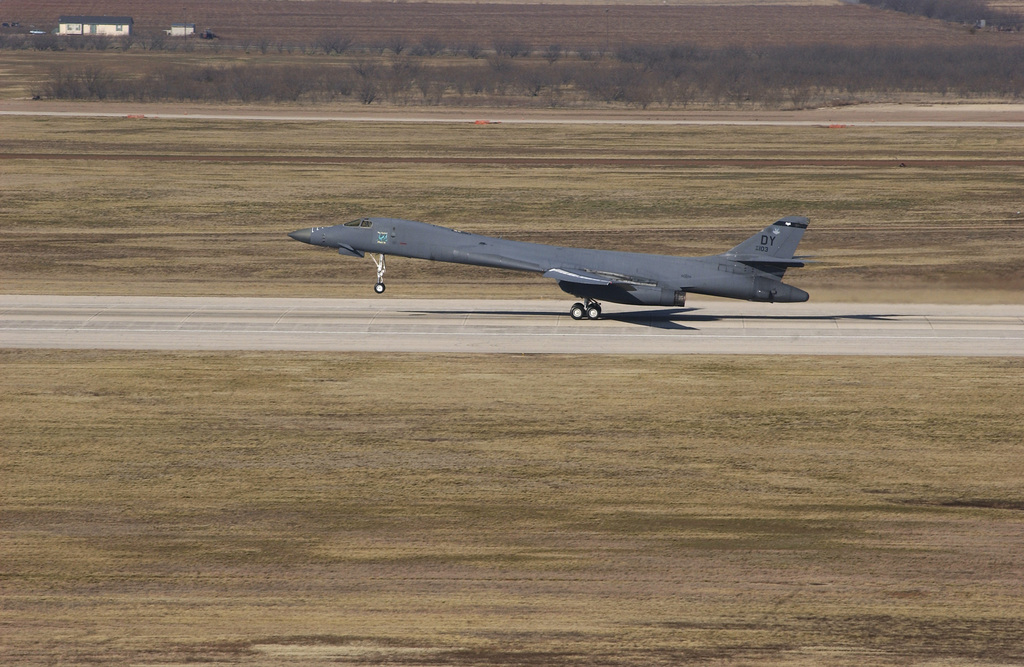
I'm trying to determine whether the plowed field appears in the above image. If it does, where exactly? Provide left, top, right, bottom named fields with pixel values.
left=4, top=0, right=1021, bottom=48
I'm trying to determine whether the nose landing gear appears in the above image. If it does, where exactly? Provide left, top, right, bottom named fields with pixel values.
left=569, top=299, right=602, bottom=320
left=371, top=254, right=386, bottom=294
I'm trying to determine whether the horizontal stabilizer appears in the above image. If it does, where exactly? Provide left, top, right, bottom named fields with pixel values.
left=728, top=255, right=807, bottom=267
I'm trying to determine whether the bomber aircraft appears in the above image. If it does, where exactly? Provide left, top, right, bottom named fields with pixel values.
left=288, top=215, right=811, bottom=320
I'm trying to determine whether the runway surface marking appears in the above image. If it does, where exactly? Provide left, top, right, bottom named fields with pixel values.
left=3, top=296, right=1023, bottom=355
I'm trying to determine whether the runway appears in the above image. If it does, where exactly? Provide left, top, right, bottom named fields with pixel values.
left=2, top=296, right=1022, bottom=355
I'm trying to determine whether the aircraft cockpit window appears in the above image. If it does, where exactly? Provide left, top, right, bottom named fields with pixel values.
left=360, top=219, right=373, bottom=228
left=344, top=219, right=361, bottom=227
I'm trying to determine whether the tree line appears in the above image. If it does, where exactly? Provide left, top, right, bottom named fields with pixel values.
left=36, top=43, right=1024, bottom=109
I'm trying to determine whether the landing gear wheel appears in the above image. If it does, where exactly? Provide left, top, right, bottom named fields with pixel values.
left=586, top=303, right=602, bottom=320
left=570, top=303, right=586, bottom=320
left=374, top=282, right=386, bottom=294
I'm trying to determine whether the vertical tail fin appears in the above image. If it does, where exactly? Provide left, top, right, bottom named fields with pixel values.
left=723, top=216, right=809, bottom=261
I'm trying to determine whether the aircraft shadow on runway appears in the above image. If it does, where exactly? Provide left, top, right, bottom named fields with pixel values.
left=407, top=308, right=701, bottom=330
left=407, top=308, right=904, bottom=332
left=607, top=309, right=903, bottom=330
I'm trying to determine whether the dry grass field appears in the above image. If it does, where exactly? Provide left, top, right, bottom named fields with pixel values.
left=3, top=351, right=1024, bottom=664
left=2, top=113, right=1023, bottom=302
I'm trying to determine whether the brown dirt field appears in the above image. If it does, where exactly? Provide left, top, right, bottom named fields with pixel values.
left=3, top=0, right=1021, bottom=48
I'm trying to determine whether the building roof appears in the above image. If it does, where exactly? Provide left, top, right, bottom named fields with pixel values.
left=58, top=16, right=134, bottom=25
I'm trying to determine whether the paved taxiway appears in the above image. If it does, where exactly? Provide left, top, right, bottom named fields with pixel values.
left=4, top=103, right=1024, bottom=127
left=4, top=110, right=1024, bottom=128
left=2, top=296, right=1022, bottom=355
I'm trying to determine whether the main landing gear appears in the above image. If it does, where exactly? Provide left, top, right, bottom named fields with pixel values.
left=569, top=299, right=602, bottom=320
left=371, top=253, right=386, bottom=294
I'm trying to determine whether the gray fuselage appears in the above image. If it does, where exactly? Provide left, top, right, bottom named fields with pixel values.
left=301, top=217, right=808, bottom=306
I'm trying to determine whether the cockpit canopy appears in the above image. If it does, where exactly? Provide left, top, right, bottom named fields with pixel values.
left=344, top=218, right=374, bottom=228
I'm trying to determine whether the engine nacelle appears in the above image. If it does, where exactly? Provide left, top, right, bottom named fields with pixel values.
left=752, top=277, right=809, bottom=303
left=626, top=285, right=687, bottom=307
left=557, top=281, right=686, bottom=307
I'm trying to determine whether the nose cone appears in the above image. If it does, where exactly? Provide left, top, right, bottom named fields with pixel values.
left=288, top=228, right=313, bottom=244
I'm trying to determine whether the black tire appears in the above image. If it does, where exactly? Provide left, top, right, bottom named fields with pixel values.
left=586, top=304, right=601, bottom=320
left=374, top=282, right=386, bottom=294
left=570, top=303, right=586, bottom=320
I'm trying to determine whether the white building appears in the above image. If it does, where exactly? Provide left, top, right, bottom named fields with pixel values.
left=167, top=23, right=196, bottom=37
left=58, top=16, right=133, bottom=36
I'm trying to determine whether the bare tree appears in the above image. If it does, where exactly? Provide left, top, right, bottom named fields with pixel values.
left=315, top=32, right=353, bottom=55
left=494, top=38, right=529, bottom=58
left=543, top=44, right=563, bottom=65
left=420, top=35, right=445, bottom=56
left=351, top=59, right=379, bottom=104
left=386, top=36, right=407, bottom=55
left=385, top=57, right=421, bottom=104
left=357, top=79, right=378, bottom=104
left=81, top=66, right=114, bottom=98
